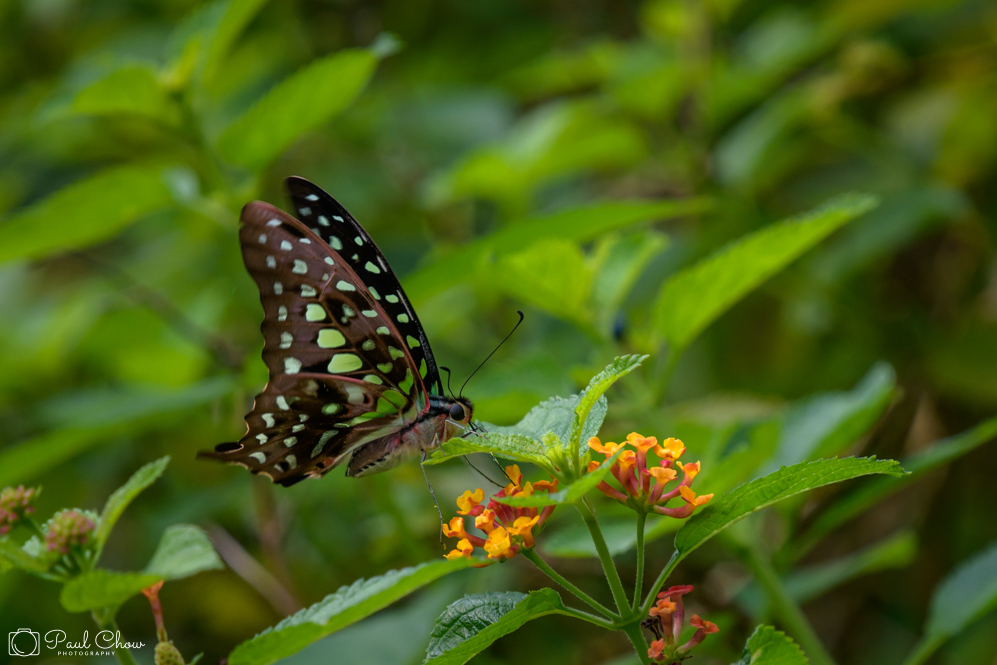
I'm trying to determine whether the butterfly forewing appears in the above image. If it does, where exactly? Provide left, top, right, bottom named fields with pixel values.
left=285, top=176, right=445, bottom=396
left=203, top=202, right=431, bottom=486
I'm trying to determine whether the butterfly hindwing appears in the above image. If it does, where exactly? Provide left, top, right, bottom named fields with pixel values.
left=285, top=176, right=445, bottom=396
left=203, top=202, right=432, bottom=485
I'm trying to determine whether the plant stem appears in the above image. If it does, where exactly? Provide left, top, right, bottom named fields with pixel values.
left=578, top=498, right=632, bottom=616
left=633, top=511, right=646, bottom=611
left=93, top=612, right=138, bottom=665
left=640, top=551, right=680, bottom=617
left=900, top=635, right=946, bottom=665
left=558, top=606, right=618, bottom=629
left=522, top=548, right=618, bottom=620
left=741, top=541, right=837, bottom=665
left=622, top=620, right=652, bottom=665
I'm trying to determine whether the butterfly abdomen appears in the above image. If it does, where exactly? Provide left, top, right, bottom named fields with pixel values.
left=346, top=413, right=449, bottom=477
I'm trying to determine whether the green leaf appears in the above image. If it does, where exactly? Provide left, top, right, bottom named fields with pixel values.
left=791, top=417, right=997, bottom=560
left=199, top=0, right=271, bottom=84
left=217, top=48, right=380, bottom=169
left=673, top=457, right=905, bottom=561
left=425, top=432, right=554, bottom=473
left=60, top=569, right=162, bottom=613
left=767, top=362, right=896, bottom=470
left=491, top=239, right=593, bottom=324
left=227, top=558, right=479, bottom=665
left=487, top=393, right=608, bottom=447
left=0, top=539, right=52, bottom=575
left=590, top=230, right=670, bottom=335
left=570, top=354, right=647, bottom=453
left=0, top=427, right=117, bottom=487
left=405, top=198, right=711, bottom=304
left=145, top=525, right=224, bottom=580
left=495, top=449, right=623, bottom=507
left=95, top=457, right=170, bottom=556
left=424, top=589, right=567, bottom=665
left=732, top=625, right=808, bottom=665
left=0, top=165, right=174, bottom=265
left=50, top=65, right=178, bottom=123
left=925, top=540, right=997, bottom=640
left=652, top=193, right=878, bottom=349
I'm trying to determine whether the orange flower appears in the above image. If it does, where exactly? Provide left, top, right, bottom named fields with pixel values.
left=588, top=437, right=625, bottom=457
left=648, top=597, right=676, bottom=617
left=456, top=488, right=484, bottom=515
left=690, top=615, right=719, bottom=634
left=648, top=640, right=665, bottom=661
left=588, top=432, right=711, bottom=523
left=442, top=465, right=557, bottom=561
left=679, top=486, right=713, bottom=507
left=654, top=437, right=686, bottom=460
left=646, top=585, right=718, bottom=662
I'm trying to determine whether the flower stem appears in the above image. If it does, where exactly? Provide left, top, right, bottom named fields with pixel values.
left=558, top=605, right=618, bottom=629
left=740, top=540, right=837, bottom=665
left=522, top=548, right=618, bottom=620
left=622, top=620, right=653, bottom=665
left=578, top=498, right=632, bottom=617
left=92, top=612, right=138, bottom=665
left=640, top=550, right=680, bottom=617
left=633, top=511, right=646, bottom=612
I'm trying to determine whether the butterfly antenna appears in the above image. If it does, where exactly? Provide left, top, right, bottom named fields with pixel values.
left=440, top=366, right=457, bottom=401
left=420, top=450, right=446, bottom=546
left=459, top=311, right=524, bottom=399
left=462, top=456, right=505, bottom=488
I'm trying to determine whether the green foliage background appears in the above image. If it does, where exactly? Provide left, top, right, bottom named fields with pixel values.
left=0, top=0, right=995, bottom=663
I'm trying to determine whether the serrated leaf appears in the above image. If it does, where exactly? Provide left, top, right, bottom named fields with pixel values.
left=488, top=393, right=608, bottom=447
left=653, top=193, right=877, bottom=350
left=227, top=558, right=479, bottom=665
left=405, top=198, right=711, bottom=304
left=0, top=165, right=174, bottom=265
left=60, top=570, right=162, bottom=613
left=673, top=457, right=905, bottom=561
left=424, top=589, right=567, bottom=665
left=925, top=540, right=997, bottom=640
left=425, top=432, right=554, bottom=473
left=217, top=48, right=380, bottom=169
left=95, top=457, right=170, bottom=557
left=495, top=449, right=623, bottom=507
left=145, top=525, right=224, bottom=580
left=732, top=625, right=808, bottom=665
left=570, top=355, right=647, bottom=453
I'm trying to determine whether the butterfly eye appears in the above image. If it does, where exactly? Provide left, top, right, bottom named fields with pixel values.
left=449, top=403, right=465, bottom=420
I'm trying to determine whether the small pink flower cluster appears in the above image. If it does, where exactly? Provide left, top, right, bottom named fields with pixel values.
left=45, top=509, right=96, bottom=554
left=0, top=485, right=40, bottom=535
left=645, top=585, right=719, bottom=663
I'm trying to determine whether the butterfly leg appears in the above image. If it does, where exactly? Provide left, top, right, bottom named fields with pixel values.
left=420, top=448, right=446, bottom=547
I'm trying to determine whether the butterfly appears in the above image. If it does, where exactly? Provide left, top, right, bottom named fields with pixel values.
left=200, top=177, right=473, bottom=487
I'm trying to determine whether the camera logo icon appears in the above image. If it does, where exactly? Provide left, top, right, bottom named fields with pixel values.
left=9, top=629, right=40, bottom=657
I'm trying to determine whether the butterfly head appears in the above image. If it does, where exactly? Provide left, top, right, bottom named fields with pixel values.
left=447, top=397, right=474, bottom=426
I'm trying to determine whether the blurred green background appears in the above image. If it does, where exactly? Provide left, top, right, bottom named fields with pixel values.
left=0, top=0, right=995, bottom=663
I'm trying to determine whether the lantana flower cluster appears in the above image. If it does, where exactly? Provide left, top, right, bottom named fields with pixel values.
left=44, top=509, right=97, bottom=555
left=645, top=585, right=719, bottom=663
left=443, top=465, right=557, bottom=561
left=588, top=433, right=713, bottom=517
left=0, top=485, right=40, bottom=535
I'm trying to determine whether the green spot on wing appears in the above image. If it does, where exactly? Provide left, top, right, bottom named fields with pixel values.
left=383, top=390, right=407, bottom=409
left=317, top=329, right=346, bottom=348
left=328, top=353, right=363, bottom=373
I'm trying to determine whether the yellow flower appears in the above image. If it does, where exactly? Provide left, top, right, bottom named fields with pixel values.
left=648, top=467, right=677, bottom=484
left=654, top=437, right=686, bottom=460
left=649, top=597, right=676, bottom=617
left=617, top=450, right=637, bottom=471
left=456, top=488, right=484, bottom=515
left=484, top=527, right=512, bottom=559
left=442, top=516, right=466, bottom=539
left=506, top=465, right=523, bottom=487
left=508, top=515, right=539, bottom=535
left=679, top=485, right=713, bottom=506
left=445, top=538, right=474, bottom=560
left=627, top=433, right=659, bottom=452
